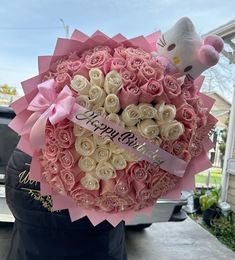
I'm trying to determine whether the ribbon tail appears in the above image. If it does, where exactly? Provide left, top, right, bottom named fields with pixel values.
left=21, top=112, right=41, bottom=135
left=29, top=113, right=48, bottom=149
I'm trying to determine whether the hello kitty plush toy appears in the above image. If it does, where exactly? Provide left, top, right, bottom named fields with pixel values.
left=154, top=17, right=224, bottom=80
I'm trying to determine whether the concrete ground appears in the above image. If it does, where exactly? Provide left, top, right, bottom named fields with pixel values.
left=126, top=218, right=235, bottom=260
left=1, top=218, right=235, bottom=260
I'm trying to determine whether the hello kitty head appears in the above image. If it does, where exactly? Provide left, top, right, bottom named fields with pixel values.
left=156, top=17, right=224, bottom=80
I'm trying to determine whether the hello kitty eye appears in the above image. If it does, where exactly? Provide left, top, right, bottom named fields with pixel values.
left=167, top=44, right=176, bottom=51
left=184, top=65, right=192, bottom=72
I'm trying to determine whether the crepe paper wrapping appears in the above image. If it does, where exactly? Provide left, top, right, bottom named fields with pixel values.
left=9, top=24, right=220, bottom=227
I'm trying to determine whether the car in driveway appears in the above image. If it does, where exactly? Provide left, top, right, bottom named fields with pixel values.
left=0, top=106, right=187, bottom=228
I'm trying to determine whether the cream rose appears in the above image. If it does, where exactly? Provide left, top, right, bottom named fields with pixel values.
left=104, top=70, right=123, bottom=94
left=93, top=145, right=111, bottom=162
left=111, top=154, right=127, bottom=170
left=122, top=151, right=139, bottom=162
left=160, top=120, right=184, bottom=141
left=75, top=136, right=96, bottom=156
left=71, top=75, right=91, bottom=95
left=80, top=173, right=100, bottom=190
left=76, top=95, right=91, bottom=109
left=155, top=102, right=176, bottom=124
left=121, top=104, right=140, bottom=126
left=137, top=119, right=159, bottom=139
left=92, top=106, right=107, bottom=117
left=96, top=162, right=116, bottom=180
left=109, top=141, right=125, bottom=155
left=78, top=156, right=96, bottom=172
left=89, top=85, right=106, bottom=107
left=106, top=113, right=121, bottom=125
left=104, top=94, right=120, bottom=114
left=73, top=125, right=87, bottom=137
left=138, top=104, right=157, bottom=119
left=93, top=134, right=111, bottom=146
left=89, top=68, right=104, bottom=87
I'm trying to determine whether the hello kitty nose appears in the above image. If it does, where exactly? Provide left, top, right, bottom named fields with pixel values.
left=173, top=56, right=180, bottom=65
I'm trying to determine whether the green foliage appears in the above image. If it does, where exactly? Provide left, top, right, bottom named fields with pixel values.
left=199, top=186, right=221, bottom=211
left=0, top=84, right=17, bottom=95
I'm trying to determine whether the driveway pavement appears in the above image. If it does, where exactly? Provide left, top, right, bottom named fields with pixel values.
left=126, top=217, right=235, bottom=260
left=1, top=218, right=235, bottom=260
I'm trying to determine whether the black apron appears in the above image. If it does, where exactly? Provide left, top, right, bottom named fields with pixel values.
left=5, top=149, right=127, bottom=260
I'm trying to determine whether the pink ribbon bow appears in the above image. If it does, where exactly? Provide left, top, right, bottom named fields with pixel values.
left=22, top=79, right=75, bottom=149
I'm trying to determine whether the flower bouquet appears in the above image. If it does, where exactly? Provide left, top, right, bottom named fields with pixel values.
left=9, top=17, right=223, bottom=226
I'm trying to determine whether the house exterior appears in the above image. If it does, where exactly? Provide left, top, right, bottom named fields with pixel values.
left=204, top=92, right=231, bottom=168
left=207, top=19, right=235, bottom=211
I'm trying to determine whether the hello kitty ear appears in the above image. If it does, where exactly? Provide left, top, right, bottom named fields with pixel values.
left=203, top=35, right=224, bottom=53
left=198, top=45, right=220, bottom=67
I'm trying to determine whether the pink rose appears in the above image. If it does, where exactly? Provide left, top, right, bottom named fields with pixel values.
left=119, top=68, right=138, bottom=86
left=104, top=57, right=127, bottom=74
left=114, top=171, right=131, bottom=197
left=113, top=46, right=127, bottom=59
left=93, top=45, right=112, bottom=54
left=80, top=49, right=93, bottom=63
left=85, top=50, right=111, bottom=71
left=148, top=58, right=164, bottom=77
left=163, top=75, right=182, bottom=99
left=126, top=56, right=145, bottom=72
left=55, top=125, right=75, bottom=149
left=46, top=161, right=61, bottom=175
left=58, top=149, right=77, bottom=169
left=176, top=104, right=196, bottom=128
left=42, top=143, right=61, bottom=162
left=172, top=141, right=188, bottom=156
left=139, top=78, right=163, bottom=103
left=54, top=73, right=71, bottom=92
left=45, top=123, right=56, bottom=144
left=138, top=63, right=157, bottom=84
left=49, top=175, right=67, bottom=195
left=60, top=169, right=76, bottom=191
left=128, top=161, right=150, bottom=183
left=96, top=193, right=123, bottom=212
left=67, top=60, right=89, bottom=78
left=70, top=186, right=97, bottom=209
left=189, top=138, right=203, bottom=157
left=118, top=84, right=140, bottom=109
left=160, top=141, right=173, bottom=154
left=56, top=61, right=70, bottom=74
left=136, top=188, right=151, bottom=202
left=150, top=172, right=172, bottom=199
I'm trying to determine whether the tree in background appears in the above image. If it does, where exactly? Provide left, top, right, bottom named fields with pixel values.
left=0, top=84, right=17, bottom=96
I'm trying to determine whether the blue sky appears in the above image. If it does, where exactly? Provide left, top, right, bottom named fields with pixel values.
left=0, top=0, right=235, bottom=95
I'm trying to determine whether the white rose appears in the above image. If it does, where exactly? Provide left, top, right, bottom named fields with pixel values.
left=92, top=106, right=107, bottom=117
left=92, top=145, right=111, bottom=162
left=104, top=94, right=120, bottom=114
left=75, top=136, right=96, bottom=156
left=137, top=119, right=159, bottom=139
left=76, top=95, right=91, bottom=109
left=89, top=68, right=104, bottom=87
left=95, top=161, right=116, bottom=180
left=80, top=173, right=100, bottom=190
left=71, top=75, right=91, bottom=95
left=121, top=104, right=140, bottom=126
left=78, top=156, right=96, bottom=172
left=89, top=85, right=106, bottom=107
left=138, top=104, right=157, bottom=119
left=73, top=125, right=87, bottom=137
left=155, top=102, right=176, bottom=124
left=122, top=151, right=139, bottom=162
left=111, top=154, right=127, bottom=170
left=109, top=141, right=125, bottom=154
left=93, top=134, right=111, bottom=146
left=160, top=120, right=184, bottom=141
left=106, top=113, right=121, bottom=124
left=104, top=70, right=123, bottom=94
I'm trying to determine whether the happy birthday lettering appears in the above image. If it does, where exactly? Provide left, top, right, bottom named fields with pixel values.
left=75, top=110, right=164, bottom=166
